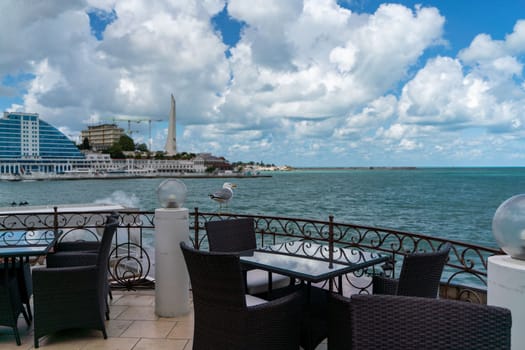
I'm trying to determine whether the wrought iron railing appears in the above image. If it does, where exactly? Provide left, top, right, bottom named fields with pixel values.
left=192, top=209, right=503, bottom=304
left=0, top=207, right=502, bottom=303
left=0, top=208, right=155, bottom=290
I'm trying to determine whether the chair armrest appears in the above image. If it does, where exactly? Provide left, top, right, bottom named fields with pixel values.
left=32, top=265, right=99, bottom=294
left=55, top=241, right=100, bottom=252
left=245, top=291, right=303, bottom=347
left=247, top=289, right=302, bottom=312
left=46, top=252, right=98, bottom=268
left=372, top=275, right=398, bottom=295
left=328, top=293, right=352, bottom=350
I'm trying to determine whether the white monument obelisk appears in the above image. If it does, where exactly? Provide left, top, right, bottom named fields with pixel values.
left=164, top=94, right=177, bottom=155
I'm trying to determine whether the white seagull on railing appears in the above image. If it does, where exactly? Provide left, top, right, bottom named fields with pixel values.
left=209, top=182, right=236, bottom=211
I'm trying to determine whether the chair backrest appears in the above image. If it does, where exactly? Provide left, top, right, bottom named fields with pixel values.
left=96, top=213, right=120, bottom=271
left=205, top=218, right=256, bottom=252
left=180, top=242, right=247, bottom=308
left=396, top=243, right=451, bottom=297
left=349, top=294, right=511, bottom=350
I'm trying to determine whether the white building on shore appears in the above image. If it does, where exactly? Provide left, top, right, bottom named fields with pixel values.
left=0, top=111, right=206, bottom=180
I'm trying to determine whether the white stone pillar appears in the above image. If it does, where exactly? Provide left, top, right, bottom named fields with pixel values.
left=488, top=255, right=525, bottom=349
left=154, top=207, right=190, bottom=317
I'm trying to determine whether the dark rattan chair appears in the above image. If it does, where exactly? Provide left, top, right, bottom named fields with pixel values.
left=328, top=293, right=511, bottom=350
left=46, top=226, right=107, bottom=267
left=32, top=213, right=119, bottom=348
left=0, top=268, right=31, bottom=345
left=45, top=214, right=120, bottom=315
left=0, top=259, right=33, bottom=323
left=180, top=241, right=302, bottom=350
left=205, top=218, right=291, bottom=294
left=372, top=243, right=451, bottom=298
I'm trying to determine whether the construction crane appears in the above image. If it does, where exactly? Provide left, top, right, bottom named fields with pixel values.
left=103, top=117, right=164, bottom=152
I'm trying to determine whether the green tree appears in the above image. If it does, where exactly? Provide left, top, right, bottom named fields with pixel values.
left=136, top=143, right=149, bottom=152
left=107, top=144, right=125, bottom=159
left=119, top=135, right=135, bottom=151
left=171, top=152, right=197, bottom=160
left=79, top=137, right=91, bottom=150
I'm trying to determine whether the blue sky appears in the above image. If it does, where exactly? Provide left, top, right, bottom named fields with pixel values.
left=1, top=0, right=525, bottom=167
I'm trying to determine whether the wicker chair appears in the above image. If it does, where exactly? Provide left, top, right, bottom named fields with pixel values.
left=0, top=268, right=31, bottom=345
left=205, top=218, right=291, bottom=294
left=180, top=241, right=302, bottom=350
left=328, top=293, right=511, bottom=350
left=0, top=259, right=33, bottom=323
left=32, top=213, right=119, bottom=348
left=373, top=243, right=451, bottom=298
left=45, top=215, right=118, bottom=315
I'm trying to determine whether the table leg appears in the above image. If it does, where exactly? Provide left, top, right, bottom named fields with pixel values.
left=300, top=283, right=328, bottom=350
left=268, top=271, right=273, bottom=295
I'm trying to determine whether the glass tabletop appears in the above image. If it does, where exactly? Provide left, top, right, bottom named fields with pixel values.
left=0, top=230, right=57, bottom=257
left=240, top=240, right=388, bottom=283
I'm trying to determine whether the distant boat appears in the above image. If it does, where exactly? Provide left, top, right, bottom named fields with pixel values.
left=0, top=173, right=22, bottom=181
left=21, top=171, right=57, bottom=181
left=64, top=168, right=95, bottom=175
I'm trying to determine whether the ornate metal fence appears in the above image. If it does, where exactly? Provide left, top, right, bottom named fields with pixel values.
left=192, top=209, right=502, bottom=304
left=0, top=207, right=502, bottom=303
left=0, top=208, right=155, bottom=290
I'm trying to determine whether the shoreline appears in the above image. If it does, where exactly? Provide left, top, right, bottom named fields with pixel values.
left=1, top=173, right=272, bottom=182
left=291, top=166, right=418, bottom=171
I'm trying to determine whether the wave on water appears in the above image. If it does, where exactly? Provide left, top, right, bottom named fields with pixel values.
left=94, top=190, right=141, bottom=209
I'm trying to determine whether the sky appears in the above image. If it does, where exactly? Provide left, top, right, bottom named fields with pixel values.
left=1, top=0, right=525, bottom=167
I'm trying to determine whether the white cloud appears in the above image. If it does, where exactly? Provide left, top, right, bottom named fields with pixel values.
left=2, top=0, right=525, bottom=166
left=334, top=95, right=397, bottom=138
left=398, top=138, right=420, bottom=151
left=381, top=123, right=407, bottom=140
left=458, top=34, right=506, bottom=63
left=213, top=0, right=446, bottom=155
left=506, top=20, right=525, bottom=52
left=3, top=0, right=230, bottom=129
left=398, top=21, right=525, bottom=139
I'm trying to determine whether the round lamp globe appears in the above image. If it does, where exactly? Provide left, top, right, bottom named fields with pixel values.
left=157, top=179, right=187, bottom=208
left=492, top=194, right=525, bottom=260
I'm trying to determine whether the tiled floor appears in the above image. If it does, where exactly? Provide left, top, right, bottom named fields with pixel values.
left=0, top=290, right=193, bottom=350
left=0, top=290, right=327, bottom=349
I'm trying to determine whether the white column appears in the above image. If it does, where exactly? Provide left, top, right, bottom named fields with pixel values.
left=488, top=255, right=525, bottom=349
left=154, top=207, right=190, bottom=317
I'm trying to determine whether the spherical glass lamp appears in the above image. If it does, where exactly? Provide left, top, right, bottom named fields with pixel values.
left=157, top=179, right=187, bottom=208
left=492, top=194, right=525, bottom=260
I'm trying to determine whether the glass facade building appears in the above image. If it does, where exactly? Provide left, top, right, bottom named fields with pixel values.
left=0, top=112, right=84, bottom=160
left=0, top=111, right=205, bottom=179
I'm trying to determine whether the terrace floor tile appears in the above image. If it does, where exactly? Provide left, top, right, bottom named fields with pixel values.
left=0, top=289, right=325, bottom=349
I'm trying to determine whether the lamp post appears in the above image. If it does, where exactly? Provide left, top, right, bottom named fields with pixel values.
left=488, top=194, right=525, bottom=348
left=154, top=179, right=190, bottom=317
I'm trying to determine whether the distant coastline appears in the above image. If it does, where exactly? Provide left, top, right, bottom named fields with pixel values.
left=290, top=166, right=418, bottom=171
left=1, top=172, right=272, bottom=182
left=285, top=166, right=525, bottom=171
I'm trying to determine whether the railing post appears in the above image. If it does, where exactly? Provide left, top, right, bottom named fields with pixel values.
left=194, top=207, right=200, bottom=250
left=53, top=206, right=59, bottom=241
left=328, top=215, right=334, bottom=269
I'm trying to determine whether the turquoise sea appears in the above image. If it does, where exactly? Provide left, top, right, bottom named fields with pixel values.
left=1, top=167, right=524, bottom=248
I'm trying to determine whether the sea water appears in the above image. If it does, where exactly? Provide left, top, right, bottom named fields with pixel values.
left=1, top=167, right=524, bottom=248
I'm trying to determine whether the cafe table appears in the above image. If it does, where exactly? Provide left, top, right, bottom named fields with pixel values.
left=240, top=240, right=388, bottom=350
left=0, top=230, right=58, bottom=319
left=1, top=230, right=57, bottom=261
left=240, top=240, right=389, bottom=294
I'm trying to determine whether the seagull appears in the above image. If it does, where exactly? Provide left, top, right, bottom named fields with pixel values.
left=209, top=182, right=236, bottom=211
